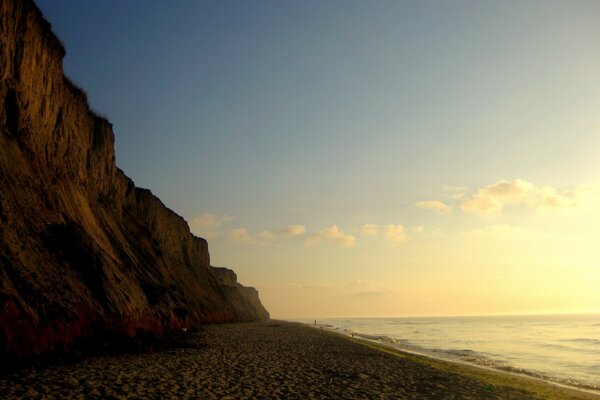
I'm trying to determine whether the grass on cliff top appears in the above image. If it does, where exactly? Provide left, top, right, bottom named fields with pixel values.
left=321, top=328, right=600, bottom=400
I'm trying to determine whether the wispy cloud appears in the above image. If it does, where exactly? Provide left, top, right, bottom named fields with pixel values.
left=278, top=224, right=306, bottom=237
left=301, top=280, right=393, bottom=297
left=226, top=224, right=305, bottom=246
left=190, top=213, right=235, bottom=238
left=443, top=185, right=469, bottom=200
left=416, top=200, right=452, bottom=213
left=384, top=224, right=408, bottom=243
left=358, top=224, right=379, bottom=236
left=228, top=228, right=257, bottom=244
left=227, top=223, right=411, bottom=247
left=227, top=228, right=280, bottom=246
left=256, top=230, right=277, bottom=243
left=307, top=225, right=356, bottom=247
left=461, top=224, right=529, bottom=238
left=417, top=180, right=588, bottom=216
left=341, top=280, right=394, bottom=298
left=412, top=225, right=425, bottom=234
left=460, top=179, right=582, bottom=214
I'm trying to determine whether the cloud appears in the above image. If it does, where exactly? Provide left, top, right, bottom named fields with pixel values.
left=256, top=231, right=277, bottom=243
left=460, top=179, right=581, bottom=214
left=342, top=280, right=394, bottom=297
left=463, top=224, right=528, bottom=238
left=358, top=224, right=379, bottom=236
left=416, top=200, right=452, bottom=213
left=384, top=224, right=408, bottom=243
left=190, top=213, right=234, bottom=238
left=307, top=225, right=356, bottom=247
left=443, top=185, right=469, bottom=200
left=419, top=180, right=589, bottom=216
left=226, top=224, right=306, bottom=246
left=302, top=280, right=393, bottom=298
left=228, top=228, right=256, bottom=244
left=412, top=225, right=425, bottom=234
left=227, top=228, right=280, bottom=246
left=278, top=224, right=306, bottom=237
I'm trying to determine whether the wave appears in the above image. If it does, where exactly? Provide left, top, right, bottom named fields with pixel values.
left=433, top=348, right=476, bottom=357
left=425, top=346, right=600, bottom=393
left=306, top=318, right=600, bottom=395
left=536, top=342, right=580, bottom=351
left=498, top=366, right=600, bottom=392
left=329, top=326, right=600, bottom=393
left=427, top=348, right=600, bottom=393
left=558, top=338, right=600, bottom=345
left=346, top=331, right=398, bottom=344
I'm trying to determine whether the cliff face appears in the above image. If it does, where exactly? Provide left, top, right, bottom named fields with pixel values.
left=211, top=267, right=270, bottom=322
left=0, top=0, right=268, bottom=361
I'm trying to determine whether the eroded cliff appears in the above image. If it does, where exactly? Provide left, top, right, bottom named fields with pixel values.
left=211, top=267, right=270, bottom=322
left=0, top=0, right=268, bottom=361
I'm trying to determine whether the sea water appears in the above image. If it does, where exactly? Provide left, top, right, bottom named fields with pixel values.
left=294, top=314, right=600, bottom=393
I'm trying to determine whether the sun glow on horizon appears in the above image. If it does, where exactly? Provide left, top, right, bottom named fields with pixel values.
left=201, top=180, right=600, bottom=319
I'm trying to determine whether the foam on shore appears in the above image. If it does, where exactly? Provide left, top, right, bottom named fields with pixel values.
left=309, top=322, right=600, bottom=397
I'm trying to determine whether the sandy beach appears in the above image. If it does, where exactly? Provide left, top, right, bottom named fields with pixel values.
left=0, top=321, right=598, bottom=399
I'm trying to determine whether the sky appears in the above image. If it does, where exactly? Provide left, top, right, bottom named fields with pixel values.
left=36, top=0, right=600, bottom=318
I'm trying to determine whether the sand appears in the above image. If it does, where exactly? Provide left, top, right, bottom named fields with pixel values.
left=1, top=321, right=598, bottom=399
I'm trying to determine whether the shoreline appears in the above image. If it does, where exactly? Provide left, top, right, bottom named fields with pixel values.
left=1, top=321, right=598, bottom=399
left=311, top=324, right=600, bottom=399
left=308, top=321, right=600, bottom=398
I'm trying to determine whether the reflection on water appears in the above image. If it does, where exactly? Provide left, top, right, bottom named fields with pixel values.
left=294, top=314, right=600, bottom=392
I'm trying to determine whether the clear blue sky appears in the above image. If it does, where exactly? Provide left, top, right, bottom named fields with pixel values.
left=36, top=0, right=600, bottom=317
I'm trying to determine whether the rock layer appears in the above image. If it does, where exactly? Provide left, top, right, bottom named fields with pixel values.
left=0, top=0, right=268, bottom=361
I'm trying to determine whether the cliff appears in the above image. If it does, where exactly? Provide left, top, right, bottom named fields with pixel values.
left=211, top=267, right=270, bottom=322
left=0, top=0, right=269, bottom=361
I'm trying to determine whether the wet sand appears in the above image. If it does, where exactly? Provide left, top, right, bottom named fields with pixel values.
left=1, top=321, right=598, bottom=399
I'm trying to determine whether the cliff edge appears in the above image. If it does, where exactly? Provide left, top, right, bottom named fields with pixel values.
left=0, top=0, right=269, bottom=361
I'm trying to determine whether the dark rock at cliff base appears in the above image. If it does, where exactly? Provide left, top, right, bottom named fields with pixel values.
left=0, top=0, right=269, bottom=361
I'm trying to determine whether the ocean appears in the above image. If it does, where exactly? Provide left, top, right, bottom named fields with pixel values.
left=293, top=314, right=600, bottom=393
